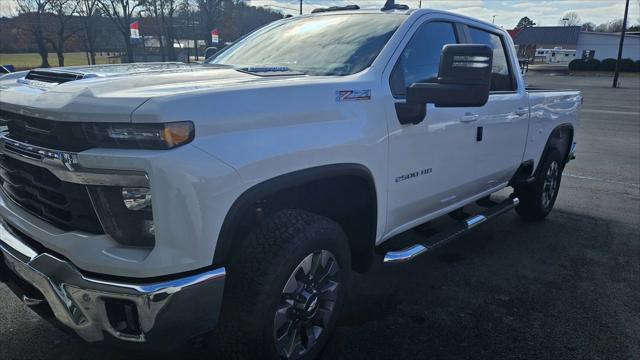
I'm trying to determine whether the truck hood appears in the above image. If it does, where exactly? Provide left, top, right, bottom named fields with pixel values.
left=0, top=62, right=304, bottom=123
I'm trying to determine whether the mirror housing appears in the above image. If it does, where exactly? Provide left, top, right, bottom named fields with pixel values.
left=406, top=44, right=493, bottom=108
left=204, top=47, right=218, bottom=59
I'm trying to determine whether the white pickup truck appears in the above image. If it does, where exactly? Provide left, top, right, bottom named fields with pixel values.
left=0, top=4, right=579, bottom=359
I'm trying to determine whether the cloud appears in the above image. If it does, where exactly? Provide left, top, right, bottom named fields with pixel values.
left=247, top=0, right=638, bottom=28
left=0, top=0, right=17, bottom=17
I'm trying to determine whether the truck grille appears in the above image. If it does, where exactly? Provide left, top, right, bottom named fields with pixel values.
left=0, top=110, right=90, bottom=152
left=0, top=155, right=103, bottom=233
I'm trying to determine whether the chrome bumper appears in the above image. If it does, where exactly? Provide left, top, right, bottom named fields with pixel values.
left=0, top=221, right=226, bottom=348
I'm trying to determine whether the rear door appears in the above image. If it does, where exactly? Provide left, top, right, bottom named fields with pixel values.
left=462, top=25, right=530, bottom=190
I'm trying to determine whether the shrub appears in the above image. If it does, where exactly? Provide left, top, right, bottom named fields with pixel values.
left=599, top=58, right=617, bottom=71
left=585, top=59, right=601, bottom=70
left=570, top=58, right=639, bottom=72
left=620, top=58, right=635, bottom=72
left=569, top=59, right=584, bottom=71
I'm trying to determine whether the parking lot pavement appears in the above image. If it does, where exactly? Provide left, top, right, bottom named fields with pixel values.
left=1, top=72, right=639, bottom=360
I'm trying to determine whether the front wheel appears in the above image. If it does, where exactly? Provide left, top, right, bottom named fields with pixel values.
left=515, top=148, right=564, bottom=221
left=274, top=250, right=341, bottom=359
left=213, top=210, right=350, bottom=360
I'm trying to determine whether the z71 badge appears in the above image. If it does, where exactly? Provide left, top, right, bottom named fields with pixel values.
left=336, top=89, right=371, bottom=102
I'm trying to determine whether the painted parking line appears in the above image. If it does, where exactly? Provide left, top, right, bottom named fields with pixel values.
left=581, top=109, right=640, bottom=116
left=564, top=173, right=640, bottom=188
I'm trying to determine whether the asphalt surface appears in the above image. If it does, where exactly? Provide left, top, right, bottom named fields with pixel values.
left=1, top=72, right=639, bottom=359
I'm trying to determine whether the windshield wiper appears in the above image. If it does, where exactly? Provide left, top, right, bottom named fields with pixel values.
left=236, top=66, right=306, bottom=76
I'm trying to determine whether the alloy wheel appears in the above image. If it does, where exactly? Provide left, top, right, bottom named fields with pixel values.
left=273, top=250, right=340, bottom=359
left=542, top=160, right=559, bottom=209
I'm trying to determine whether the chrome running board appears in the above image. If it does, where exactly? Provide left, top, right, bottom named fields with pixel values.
left=383, top=197, right=519, bottom=264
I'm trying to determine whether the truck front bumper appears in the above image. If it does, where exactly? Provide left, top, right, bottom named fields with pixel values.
left=0, top=221, right=226, bottom=349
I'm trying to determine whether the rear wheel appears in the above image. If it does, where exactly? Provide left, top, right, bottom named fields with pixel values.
left=213, top=209, right=350, bottom=360
left=515, top=148, right=564, bottom=221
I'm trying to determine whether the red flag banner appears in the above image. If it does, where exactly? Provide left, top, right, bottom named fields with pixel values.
left=130, top=21, right=140, bottom=39
left=211, top=29, right=219, bottom=44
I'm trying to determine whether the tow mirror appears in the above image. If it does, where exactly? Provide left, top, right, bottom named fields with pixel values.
left=406, top=44, right=493, bottom=107
left=204, top=47, right=218, bottom=59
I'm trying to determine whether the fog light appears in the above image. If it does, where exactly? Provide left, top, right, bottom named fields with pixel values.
left=87, top=186, right=155, bottom=247
left=143, top=220, right=155, bottom=236
left=122, top=187, right=152, bottom=210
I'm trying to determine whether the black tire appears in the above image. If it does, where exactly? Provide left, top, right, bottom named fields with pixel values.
left=515, top=148, right=564, bottom=221
left=212, top=209, right=351, bottom=360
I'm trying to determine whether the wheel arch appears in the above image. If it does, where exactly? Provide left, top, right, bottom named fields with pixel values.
left=535, top=123, right=574, bottom=176
left=213, top=164, right=379, bottom=273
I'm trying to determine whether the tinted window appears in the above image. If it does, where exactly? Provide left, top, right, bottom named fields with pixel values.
left=390, top=22, right=458, bottom=97
left=468, top=27, right=515, bottom=91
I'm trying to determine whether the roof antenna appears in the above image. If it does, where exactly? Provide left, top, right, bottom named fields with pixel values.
left=381, top=0, right=409, bottom=11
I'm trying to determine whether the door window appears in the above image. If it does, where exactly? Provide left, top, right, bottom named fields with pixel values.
left=389, top=22, right=458, bottom=97
left=467, top=27, right=516, bottom=91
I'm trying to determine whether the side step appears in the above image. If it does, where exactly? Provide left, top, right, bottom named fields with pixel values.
left=383, top=197, right=519, bottom=264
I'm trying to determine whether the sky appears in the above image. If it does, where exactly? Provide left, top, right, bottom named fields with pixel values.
left=1, top=0, right=638, bottom=29
left=246, top=0, right=640, bottom=28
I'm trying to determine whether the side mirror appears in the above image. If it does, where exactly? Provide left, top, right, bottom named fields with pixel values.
left=407, top=44, right=493, bottom=107
left=204, top=47, right=218, bottom=59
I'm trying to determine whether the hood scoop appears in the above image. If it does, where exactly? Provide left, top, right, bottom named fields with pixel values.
left=24, top=69, right=93, bottom=84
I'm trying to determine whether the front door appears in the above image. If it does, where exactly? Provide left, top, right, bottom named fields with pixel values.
left=384, top=20, right=483, bottom=237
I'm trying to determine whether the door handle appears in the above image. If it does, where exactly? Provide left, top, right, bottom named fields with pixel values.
left=515, top=107, right=528, bottom=116
left=460, top=113, right=479, bottom=123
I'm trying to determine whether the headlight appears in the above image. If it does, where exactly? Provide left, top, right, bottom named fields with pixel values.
left=80, top=121, right=194, bottom=149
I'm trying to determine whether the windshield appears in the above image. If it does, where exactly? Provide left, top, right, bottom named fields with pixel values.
left=207, top=14, right=406, bottom=76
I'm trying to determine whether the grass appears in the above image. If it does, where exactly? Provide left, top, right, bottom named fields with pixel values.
left=0, top=52, right=119, bottom=70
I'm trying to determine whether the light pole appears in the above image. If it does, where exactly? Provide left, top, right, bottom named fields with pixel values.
left=138, top=10, right=147, bottom=62
left=492, top=15, right=496, bottom=24
left=613, top=0, right=630, bottom=88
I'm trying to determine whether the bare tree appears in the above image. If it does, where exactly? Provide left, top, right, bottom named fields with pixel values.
left=143, top=0, right=179, bottom=61
left=559, top=11, right=581, bottom=26
left=160, top=0, right=179, bottom=60
left=595, top=23, right=608, bottom=32
left=593, top=19, right=626, bottom=33
left=197, top=0, right=222, bottom=47
left=78, top=0, right=100, bottom=64
left=45, top=0, right=80, bottom=67
left=581, top=22, right=596, bottom=32
left=143, top=0, right=166, bottom=60
left=606, top=19, right=625, bottom=32
left=15, top=0, right=51, bottom=67
left=97, top=0, right=142, bottom=62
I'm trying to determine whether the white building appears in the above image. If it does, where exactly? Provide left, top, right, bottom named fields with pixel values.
left=576, top=32, right=640, bottom=61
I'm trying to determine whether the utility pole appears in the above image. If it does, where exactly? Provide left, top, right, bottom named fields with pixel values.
left=492, top=15, right=496, bottom=24
left=418, top=0, right=422, bottom=8
left=300, top=0, right=302, bottom=15
left=613, top=0, right=630, bottom=88
left=138, top=10, right=147, bottom=62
